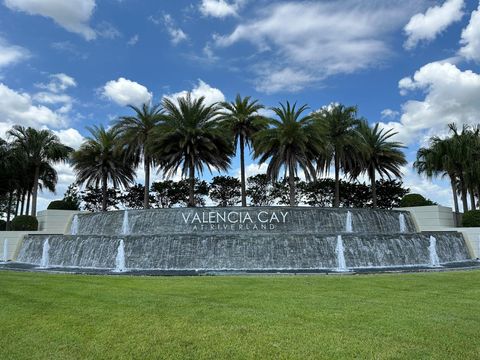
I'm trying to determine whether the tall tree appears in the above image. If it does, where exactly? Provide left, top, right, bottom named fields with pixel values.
left=449, top=124, right=480, bottom=211
left=219, top=95, right=268, bottom=207
left=353, top=121, right=407, bottom=208
left=120, top=184, right=154, bottom=209
left=114, top=103, right=164, bottom=209
left=315, top=104, right=360, bottom=207
left=71, top=126, right=136, bottom=212
left=209, top=176, right=241, bottom=207
left=152, top=94, right=232, bottom=207
left=246, top=174, right=275, bottom=206
left=7, top=126, right=72, bottom=216
left=415, top=124, right=475, bottom=216
left=414, top=130, right=467, bottom=223
left=253, top=102, right=322, bottom=206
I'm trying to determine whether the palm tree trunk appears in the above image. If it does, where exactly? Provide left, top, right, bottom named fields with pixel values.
left=334, top=153, right=340, bottom=208
left=102, top=172, right=108, bottom=212
left=31, top=165, right=40, bottom=217
left=371, top=170, right=377, bottom=209
left=144, top=156, right=150, bottom=209
left=26, top=189, right=31, bottom=216
left=459, top=174, right=468, bottom=213
left=6, top=190, right=13, bottom=231
left=15, top=191, right=20, bottom=216
left=470, top=189, right=476, bottom=210
left=240, top=134, right=247, bottom=207
left=20, top=190, right=25, bottom=215
left=188, top=160, right=195, bottom=208
left=289, top=163, right=296, bottom=207
left=451, top=178, right=460, bottom=227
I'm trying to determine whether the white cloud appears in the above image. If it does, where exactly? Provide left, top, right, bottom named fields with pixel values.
left=0, top=82, right=67, bottom=130
left=233, top=163, right=268, bottom=180
left=0, top=37, right=29, bottom=69
left=32, top=73, right=77, bottom=115
left=33, top=92, right=72, bottom=105
left=401, top=163, right=453, bottom=207
left=4, top=0, right=97, bottom=40
left=404, top=0, right=464, bottom=50
left=52, top=128, right=84, bottom=149
left=96, top=21, right=121, bottom=39
left=162, top=13, right=188, bottom=45
left=459, top=3, right=480, bottom=62
left=379, top=61, right=480, bottom=146
left=214, top=0, right=424, bottom=93
left=35, top=73, right=77, bottom=93
left=37, top=162, right=77, bottom=210
left=199, top=0, right=245, bottom=18
left=165, top=79, right=225, bottom=106
left=255, top=67, right=316, bottom=94
left=381, top=109, right=400, bottom=120
left=102, top=77, right=152, bottom=107
left=127, top=34, right=139, bottom=46
left=51, top=41, right=88, bottom=60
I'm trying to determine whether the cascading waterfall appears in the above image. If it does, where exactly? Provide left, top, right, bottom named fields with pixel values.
left=335, top=235, right=348, bottom=272
left=13, top=207, right=473, bottom=272
left=2, top=239, right=8, bottom=262
left=345, top=211, right=353, bottom=233
left=71, top=215, right=79, bottom=235
left=399, top=213, right=406, bottom=233
left=114, top=239, right=126, bottom=272
left=429, top=236, right=441, bottom=267
left=40, top=238, right=50, bottom=268
left=122, top=211, right=130, bottom=235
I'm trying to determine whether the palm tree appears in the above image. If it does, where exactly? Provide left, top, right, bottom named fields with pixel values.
left=415, top=137, right=461, bottom=222
left=353, top=121, right=407, bottom=208
left=219, top=95, right=268, bottom=207
left=315, top=104, right=361, bottom=207
left=71, top=125, right=136, bottom=212
left=253, top=102, right=322, bottom=206
left=114, top=103, right=164, bottom=209
left=448, top=123, right=480, bottom=211
left=0, top=138, right=16, bottom=228
left=7, top=126, right=73, bottom=216
left=152, top=94, right=233, bottom=207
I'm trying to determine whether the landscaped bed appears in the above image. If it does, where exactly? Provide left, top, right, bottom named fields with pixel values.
left=0, top=271, right=479, bottom=359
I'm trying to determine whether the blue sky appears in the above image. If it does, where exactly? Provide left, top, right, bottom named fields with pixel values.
left=0, top=0, right=479, bottom=210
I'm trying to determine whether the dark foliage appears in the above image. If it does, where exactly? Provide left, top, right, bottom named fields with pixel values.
left=462, top=210, right=480, bottom=227
left=11, top=215, right=38, bottom=231
left=151, top=179, right=209, bottom=208
left=209, top=176, right=241, bottom=207
left=47, top=200, right=80, bottom=211
left=400, top=193, right=436, bottom=207
left=246, top=174, right=276, bottom=206
left=80, top=186, right=121, bottom=212
left=120, top=184, right=155, bottom=209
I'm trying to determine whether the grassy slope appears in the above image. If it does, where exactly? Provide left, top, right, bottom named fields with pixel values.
left=0, top=271, right=479, bottom=360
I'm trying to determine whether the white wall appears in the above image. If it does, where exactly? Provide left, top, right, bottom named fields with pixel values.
left=1, top=231, right=51, bottom=261
left=1, top=210, right=83, bottom=261
left=397, top=205, right=455, bottom=231
left=400, top=205, right=480, bottom=259
left=37, top=210, right=83, bottom=234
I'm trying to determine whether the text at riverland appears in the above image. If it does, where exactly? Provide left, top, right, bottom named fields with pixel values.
left=181, top=210, right=289, bottom=231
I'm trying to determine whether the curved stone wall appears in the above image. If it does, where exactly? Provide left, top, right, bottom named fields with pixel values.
left=71, top=207, right=417, bottom=236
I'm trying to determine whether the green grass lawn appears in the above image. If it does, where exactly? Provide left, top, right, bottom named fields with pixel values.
left=0, top=271, right=479, bottom=360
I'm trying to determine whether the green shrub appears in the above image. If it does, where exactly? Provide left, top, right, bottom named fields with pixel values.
left=0, top=220, right=6, bottom=231
left=11, top=215, right=38, bottom=231
left=462, top=210, right=480, bottom=227
left=47, top=199, right=79, bottom=211
left=399, top=194, right=436, bottom=207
